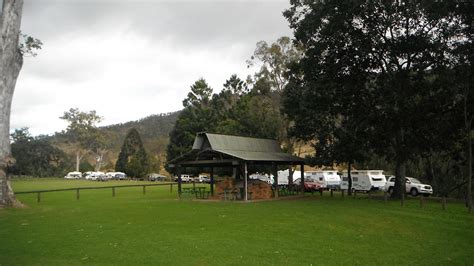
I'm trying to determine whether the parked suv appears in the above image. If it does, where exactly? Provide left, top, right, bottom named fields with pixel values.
left=384, top=176, right=433, bottom=196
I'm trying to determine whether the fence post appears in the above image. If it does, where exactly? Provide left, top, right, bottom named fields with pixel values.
left=319, top=189, right=323, bottom=197
left=37, top=192, right=41, bottom=203
left=442, top=197, right=446, bottom=210
left=330, top=189, right=333, bottom=197
left=420, top=196, right=424, bottom=208
left=76, top=189, right=80, bottom=200
left=341, top=190, right=345, bottom=198
left=354, top=190, right=357, bottom=199
left=384, top=191, right=388, bottom=204
left=170, top=184, right=173, bottom=193
left=143, top=185, right=146, bottom=195
left=112, top=187, right=116, bottom=197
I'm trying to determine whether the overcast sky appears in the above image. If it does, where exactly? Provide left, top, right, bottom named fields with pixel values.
left=11, top=0, right=292, bottom=136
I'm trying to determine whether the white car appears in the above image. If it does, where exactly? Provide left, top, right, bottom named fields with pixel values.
left=64, top=171, right=82, bottom=179
left=385, top=176, right=433, bottom=196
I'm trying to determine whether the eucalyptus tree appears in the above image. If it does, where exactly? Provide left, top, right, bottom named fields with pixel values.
left=284, top=0, right=466, bottom=203
left=0, top=0, right=41, bottom=206
left=59, top=108, right=103, bottom=172
left=248, top=37, right=304, bottom=157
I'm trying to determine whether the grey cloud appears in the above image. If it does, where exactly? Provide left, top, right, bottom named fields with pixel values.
left=23, top=1, right=292, bottom=49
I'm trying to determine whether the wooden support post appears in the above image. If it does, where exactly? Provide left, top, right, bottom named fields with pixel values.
left=76, top=188, right=80, bottom=200
left=143, top=185, right=146, bottom=195
left=354, top=190, right=357, bottom=198
left=319, top=189, right=323, bottom=197
left=384, top=191, right=388, bottom=204
left=112, top=187, right=115, bottom=197
left=330, top=189, right=333, bottom=197
left=272, top=163, right=278, bottom=198
left=244, top=163, right=248, bottom=201
left=177, top=166, right=182, bottom=198
left=300, top=164, right=305, bottom=195
left=37, top=192, right=41, bottom=203
left=210, top=167, right=214, bottom=196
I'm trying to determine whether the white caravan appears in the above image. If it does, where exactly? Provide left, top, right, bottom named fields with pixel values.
left=304, top=171, right=341, bottom=189
left=270, top=169, right=302, bottom=186
left=340, top=170, right=386, bottom=192
left=64, top=171, right=82, bottom=179
left=249, top=173, right=271, bottom=184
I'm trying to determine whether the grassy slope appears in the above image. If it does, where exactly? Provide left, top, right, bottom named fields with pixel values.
left=0, top=179, right=472, bottom=265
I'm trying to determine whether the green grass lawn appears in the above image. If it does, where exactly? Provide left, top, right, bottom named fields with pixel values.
left=1, top=178, right=473, bottom=265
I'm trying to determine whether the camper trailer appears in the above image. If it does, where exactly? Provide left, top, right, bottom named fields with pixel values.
left=304, top=171, right=341, bottom=189
left=340, top=170, right=386, bottom=192
left=64, top=171, right=82, bottom=179
left=270, top=169, right=302, bottom=186
left=249, top=173, right=271, bottom=184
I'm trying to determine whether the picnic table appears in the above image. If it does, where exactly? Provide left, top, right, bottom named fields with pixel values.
left=218, top=188, right=253, bottom=201
left=218, top=188, right=235, bottom=200
left=182, top=187, right=209, bottom=199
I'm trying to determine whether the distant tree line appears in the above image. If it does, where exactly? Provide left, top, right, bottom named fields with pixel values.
left=8, top=128, right=71, bottom=177
left=7, top=110, right=176, bottom=178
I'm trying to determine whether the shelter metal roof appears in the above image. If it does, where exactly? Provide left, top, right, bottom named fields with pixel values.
left=169, top=133, right=304, bottom=167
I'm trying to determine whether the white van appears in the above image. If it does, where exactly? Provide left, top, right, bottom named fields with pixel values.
left=340, top=170, right=386, bottom=192
left=304, top=171, right=341, bottom=189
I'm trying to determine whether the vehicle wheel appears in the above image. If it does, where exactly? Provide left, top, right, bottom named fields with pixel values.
left=410, top=188, right=418, bottom=197
left=388, top=187, right=394, bottom=195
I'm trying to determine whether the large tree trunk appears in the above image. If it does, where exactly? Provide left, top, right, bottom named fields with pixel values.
left=392, top=128, right=407, bottom=206
left=393, top=159, right=407, bottom=206
left=466, top=119, right=472, bottom=213
left=0, top=0, right=24, bottom=207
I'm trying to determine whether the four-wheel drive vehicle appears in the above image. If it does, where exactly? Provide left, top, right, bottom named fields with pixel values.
left=174, top=174, right=192, bottom=182
left=148, top=173, right=167, bottom=181
left=197, top=175, right=210, bottom=183
left=294, top=177, right=322, bottom=192
left=384, top=176, right=433, bottom=196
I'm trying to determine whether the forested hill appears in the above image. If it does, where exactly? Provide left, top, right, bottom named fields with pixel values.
left=48, top=111, right=180, bottom=172
left=100, top=111, right=180, bottom=157
left=102, top=111, right=180, bottom=142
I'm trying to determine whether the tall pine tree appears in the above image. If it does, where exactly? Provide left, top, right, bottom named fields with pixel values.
left=116, top=128, right=149, bottom=178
